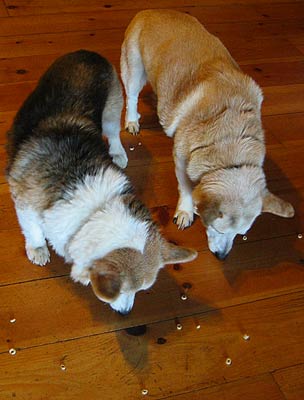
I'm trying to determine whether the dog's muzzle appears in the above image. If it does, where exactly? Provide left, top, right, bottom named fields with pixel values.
left=213, top=251, right=228, bottom=261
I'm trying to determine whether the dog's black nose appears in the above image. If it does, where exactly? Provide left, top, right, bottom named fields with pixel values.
left=118, top=309, right=131, bottom=316
left=214, top=251, right=228, bottom=261
left=125, top=325, right=147, bottom=336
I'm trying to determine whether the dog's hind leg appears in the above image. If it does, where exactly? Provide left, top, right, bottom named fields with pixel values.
left=121, top=38, right=146, bottom=135
left=102, top=69, right=128, bottom=169
left=173, top=154, right=194, bottom=230
left=16, top=206, right=50, bottom=266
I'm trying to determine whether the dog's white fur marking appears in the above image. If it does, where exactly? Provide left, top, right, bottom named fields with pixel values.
left=165, top=84, right=205, bottom=137
left=206, top=225, right=235, bottom=257
left=102, top=69, right=128, bottom=168
left=121, top=43, right=146, bottom=133
left=110, top=292, right=136, bottom=314
left=126, top=96, right=141, bottom=124
left=15, top=207, right=50, bottom=265
left=102, top=119, right=128, bottom=169
left=43, top=166, right=148, bottom=285
left=43, top=167, right=130, bottom=258
left=69, top=197, right=148, bottom=281
left=173, top=156, right=194, bottom=228
left=16, top=207, right=46, bottom=249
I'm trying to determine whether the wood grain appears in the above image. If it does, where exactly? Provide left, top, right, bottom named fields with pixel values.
left=2, top=3, right=304, bottom=37
left=0, top=0, right=8, bottom=16
left=273, top=364, right=304, bottom=400
left=164, top=374, right=285, bottom=400
left=0, top=292, right=303, bottom=399
left=1, top=235, right=303, bottom=350
left=1, top=54, right=304, bottom=87
left=0, top=23, right=302, bottom=61
left=0, top=1, right=303, bottom=399
left=5, top=0, right=304, bottom=16
left=263, top=84, right=304, bottom=116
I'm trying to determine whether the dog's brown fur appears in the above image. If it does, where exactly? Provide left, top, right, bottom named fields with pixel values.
left=121, top=9, right=294, bottom=258
left=6, top=50, right=197, bottom=314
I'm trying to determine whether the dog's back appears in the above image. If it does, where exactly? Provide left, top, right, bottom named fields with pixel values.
left=7, top=51, right=120, bottom=212
left=7, top=50, right=113, bottom=169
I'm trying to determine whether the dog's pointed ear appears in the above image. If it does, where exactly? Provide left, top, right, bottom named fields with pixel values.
left=89, top=263, right=121, bottom=302
left=162, top=242, right=197, bottom=265
left=262, top=190, right=294, bottom=218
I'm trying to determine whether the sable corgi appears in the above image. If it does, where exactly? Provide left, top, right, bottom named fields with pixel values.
left=120, top=10, right=294, bottom=259
left=6, top=50, right=197, bottom=314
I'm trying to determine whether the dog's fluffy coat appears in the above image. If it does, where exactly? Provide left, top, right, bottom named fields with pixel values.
left=121, top=10, right=294, bottom=259
left=6, top=50, right=197, bottom=314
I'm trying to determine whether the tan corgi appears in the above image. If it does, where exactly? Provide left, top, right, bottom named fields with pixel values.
left=120, top=10, right=294, bottom=259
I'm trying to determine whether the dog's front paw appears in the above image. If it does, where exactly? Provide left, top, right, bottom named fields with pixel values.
left=71, top=264, right=90, bottom=285
left=112, top=151, right=128, bottom=169
left=26, top=245, right=50, bottom=266
left=125, top=121, right=140, bottom=135
left=173, top=210, right=194, bottom=230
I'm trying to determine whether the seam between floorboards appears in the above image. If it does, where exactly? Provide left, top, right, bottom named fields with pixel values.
left=0, top=230, right=302, bottom=288
left=157, top=370, right=289, bottom=400
left=0, top=287, right=303, bottom=356
left=0, top=230, right=301, bottom=289
left=270, top=371, right=289, bottom=400
left=2, top=2, right=304, bottom=29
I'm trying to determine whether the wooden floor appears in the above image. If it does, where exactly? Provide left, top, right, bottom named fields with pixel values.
left=0, top=1, right=304, bottom=399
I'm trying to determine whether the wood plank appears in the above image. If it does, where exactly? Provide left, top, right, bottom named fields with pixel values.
left=262, top=84, right=304, bottom=116
left=5, top=0, right=304, bottom=16
left=222, top=36, right=302, bottom=64
left=241, top=60, right=304, bottom=88
left=0, top=9, right=134, bottom=36
left=2, top=3, right=304, bottom=37
left=273, top=364, right=304, bottom=400
left=0, top=291, right=303, bottom=399
left=0, top=185, right=302, bottom=284
left=0, top=29, right=124, bottom=59
left=162, top=374, right=284, bottom=400
left=0, top=81, right=36, bottom=113
left=0, top=234, right=303, bottom=349
left=263, top=113, right=304, bottom=147
left=2, top=78, right=304, bottom=118
left=289, top=35, right=304, bottom=55
left=1, top=53, right=304, bottom=88
left=0, top=54, right=60, bottom=85
left=0, top=24, right=302, bottom=62
left=207, top=20, right=304, bottom=41
left=0, top=111, right=15, bottom=144
left=0, top=0, right=8, bottom=16
left=192, top=3, right=304, bottom=25
left=1, top=11, right=303, bottom=46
